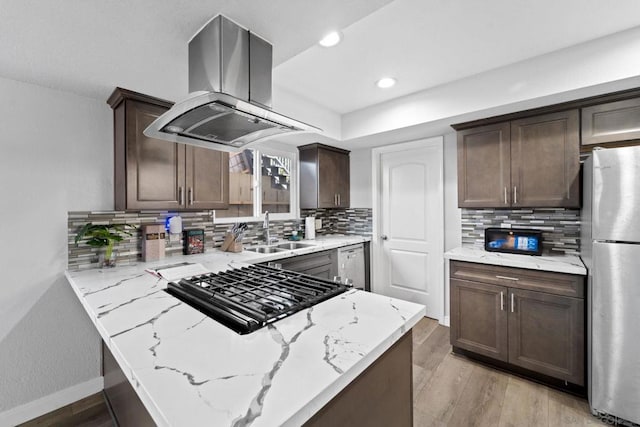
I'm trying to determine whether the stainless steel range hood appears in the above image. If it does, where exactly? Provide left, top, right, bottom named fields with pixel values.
left=144, top=15, right=320, bottom=152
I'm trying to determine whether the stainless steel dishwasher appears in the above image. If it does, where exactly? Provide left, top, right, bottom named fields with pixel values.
left=337, top=244, right=366, bottom=290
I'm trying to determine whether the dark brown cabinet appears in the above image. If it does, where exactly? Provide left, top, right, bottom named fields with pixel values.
left=582, top=97, right=640, bottom=145
left=299, top=143, right=350, bottom=209
left=108, top=88, right=229, bottom=211
left=456, top=110, right=580, bottom=208
left=457, top=122, right=511, bottom=207
left=508, top=287, right=584, bottom=385
left=450, top=261, right=585, bottom=386
left=450, top=278, right=508, bottom=362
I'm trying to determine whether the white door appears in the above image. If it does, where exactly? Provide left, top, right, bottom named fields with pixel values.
left=372, top=137, right=444, bottom=320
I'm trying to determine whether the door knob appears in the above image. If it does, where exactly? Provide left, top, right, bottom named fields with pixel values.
left=381, top=235, right=388, bottom=240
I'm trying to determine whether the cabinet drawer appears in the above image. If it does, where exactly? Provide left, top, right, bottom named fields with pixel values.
left=450, top=261, right=584, bottom=298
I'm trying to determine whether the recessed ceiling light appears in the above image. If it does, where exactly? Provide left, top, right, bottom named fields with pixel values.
left=376, top=77, right=396, bottom=89
left=319, top=31, right=342, bottom=47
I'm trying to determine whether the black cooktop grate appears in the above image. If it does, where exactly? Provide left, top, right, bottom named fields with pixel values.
left=166, top=264, right=350, bottom=334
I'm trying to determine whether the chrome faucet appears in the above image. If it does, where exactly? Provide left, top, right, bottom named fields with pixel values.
left=263, top=211, right=277, bottom=244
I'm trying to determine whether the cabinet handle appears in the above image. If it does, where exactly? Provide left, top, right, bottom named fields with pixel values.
left=500, top=292, right=504, bottom=311
left=189, top=187, right=193, bottom=205
left=496, top=275, right=519, bottom=281
left=338, top=194, right=341, bottom=206
left=504, top=187, right=508, bottom=204
left=334, top=194, right=338, bottom=206
left=514, top=186, right=518, bottom=204
left=511, top=293, right=515, bottom=313
left=179, top=187, right=184, bottom=205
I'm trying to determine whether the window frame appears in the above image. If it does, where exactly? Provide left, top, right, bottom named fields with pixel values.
left=214, top=146, right=299, bottom=224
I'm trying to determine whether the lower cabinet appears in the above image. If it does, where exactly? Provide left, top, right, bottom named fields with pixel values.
left=450, top=261, right=585, bottom=386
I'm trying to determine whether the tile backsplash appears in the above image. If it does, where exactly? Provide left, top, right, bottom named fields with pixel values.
left=68, top=208, right=372, bottom=270
left=301, top=208, right=373, bottom=235
left=461, top=208, right=581, bottom=255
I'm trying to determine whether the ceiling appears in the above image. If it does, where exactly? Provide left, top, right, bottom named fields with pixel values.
left=1, top=0, right=640, bottom=121
left=278, top=0, right=640, bottom=114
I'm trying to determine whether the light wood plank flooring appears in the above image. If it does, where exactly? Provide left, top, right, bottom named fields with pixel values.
left=412, top=317, right=605, bottom=427
left=21, top=317, right=603, bottom=426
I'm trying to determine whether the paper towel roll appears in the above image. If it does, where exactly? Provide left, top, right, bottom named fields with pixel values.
left=305, top=216, right=315, bottom=240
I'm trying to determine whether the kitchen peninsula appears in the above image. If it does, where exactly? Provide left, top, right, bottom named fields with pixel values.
left=65, top=238, right=425, bottom=426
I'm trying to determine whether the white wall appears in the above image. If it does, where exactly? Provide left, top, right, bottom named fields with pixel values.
left=349, top=149, right=372, bottom=208
left=273, top=85, right=342, bottom=142
left=0, top=77, right=112, bottom=423
left=342, top=25, right=640, bottom=141
left=442, top=132, right=461, bottom=325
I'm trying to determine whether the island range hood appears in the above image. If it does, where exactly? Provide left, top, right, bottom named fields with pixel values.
left=144, top=15, right=320, bottom=152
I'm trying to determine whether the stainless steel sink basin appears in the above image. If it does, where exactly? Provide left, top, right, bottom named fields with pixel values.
left=246, top=246, right=286, bottom=254
left=275, top=242, right=315, bottom=250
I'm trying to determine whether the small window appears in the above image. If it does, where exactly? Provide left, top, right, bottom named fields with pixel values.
left=216, top=147, right=297, bottom=222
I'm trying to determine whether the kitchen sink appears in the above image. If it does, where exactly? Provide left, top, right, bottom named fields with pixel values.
left=245, top=246, right=286, bottom=254
left=275, top=242, right=315, bottom=250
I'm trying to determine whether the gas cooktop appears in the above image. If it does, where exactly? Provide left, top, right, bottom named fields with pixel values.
left=166, top=264, right=350, bottom=334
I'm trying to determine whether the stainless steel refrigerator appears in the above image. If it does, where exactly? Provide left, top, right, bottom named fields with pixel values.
left=582, top=145, right=640, bottom=425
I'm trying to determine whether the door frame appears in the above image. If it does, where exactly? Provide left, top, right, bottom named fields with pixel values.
left=371, top=137, right=445, bottom=323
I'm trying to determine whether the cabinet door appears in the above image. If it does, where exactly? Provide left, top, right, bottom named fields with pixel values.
left=510, top=110, right=580, bottom=208
left=508, top=288, right=584, bottom=385
left=277, top=187, right=290, bottom=211
left=229, top=172, right=242, bottom=204
left=457, top=123, right=511, bottom=208
left=262, top=175, right=279, bottom=205
left=229, top=173, right=253, bottom=205
left=317, top=148, right=340, bottom=207
left=450, top=279, right=508, bottom=362
left=125, top=101, right=185, bottom=210
left=582, top=97, right=640, bottom=145
left=184, top=146, right=229, bottom=210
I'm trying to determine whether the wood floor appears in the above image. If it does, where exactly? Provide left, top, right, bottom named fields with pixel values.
left=18, top=392, right=113, bottom=427
left=21, top=317, right=603, bottom=427
left=412, top=317, right=604, bottom=427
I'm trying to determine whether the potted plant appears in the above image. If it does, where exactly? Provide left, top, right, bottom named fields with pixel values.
left=75, top=223, right=135, bottom=267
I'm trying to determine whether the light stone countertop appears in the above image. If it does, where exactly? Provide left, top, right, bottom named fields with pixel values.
left=444, top=246, right=586, bottom=275
left=65, top=235, right=425, bottom=427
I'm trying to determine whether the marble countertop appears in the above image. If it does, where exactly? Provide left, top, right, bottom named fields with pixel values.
left=444, top=247, right=586, bottom=275
left=215, top=235, right=371, bottom=265
left=65, top=235, right=425, bottom=426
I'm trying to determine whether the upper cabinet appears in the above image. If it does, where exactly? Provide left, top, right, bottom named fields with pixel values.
left=457, top=122, right=511, bottom=208
left=582, top=97, right=640, bottom=146
left=108, top=88, right=229, bottom=211
left=456, top=110, right=580, bottom=209
left=299, top=143, right=350, bottom=209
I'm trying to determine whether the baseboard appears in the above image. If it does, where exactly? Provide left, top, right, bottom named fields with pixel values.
left=0, top=376, right=103, bottom=426
left=440, top=315, right=450, bottom=327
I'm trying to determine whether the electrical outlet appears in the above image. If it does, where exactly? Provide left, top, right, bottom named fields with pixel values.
left=315, top=218, right=322, bottom=229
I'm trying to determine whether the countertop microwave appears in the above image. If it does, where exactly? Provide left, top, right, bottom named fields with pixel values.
left=484, top=228, right=543, bottom=256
